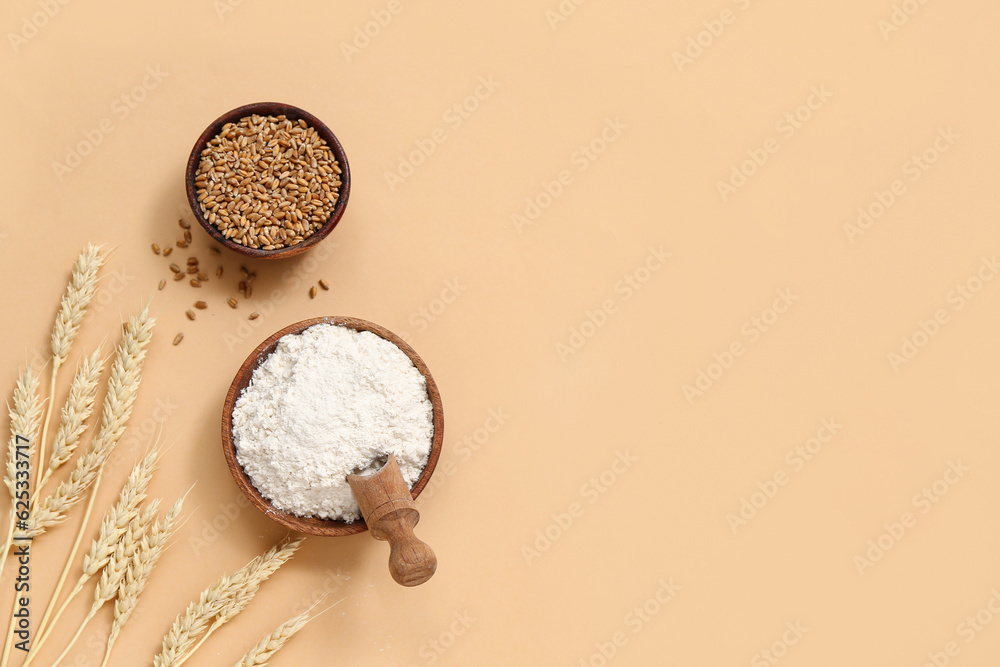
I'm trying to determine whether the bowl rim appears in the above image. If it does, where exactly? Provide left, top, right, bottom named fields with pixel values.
left=185, top=102, right=351, bottom=260
left=221, top=316, right=444, bottom=537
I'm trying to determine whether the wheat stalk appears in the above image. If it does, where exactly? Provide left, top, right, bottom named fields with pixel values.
left=36, top=348, right=105, bottom=496
left=0, top=365, right=41, bottom=581
left=28, top=451, right=159, bottom=663
left=101, top=495, right=185, bottom=667
left=0, top=370, right=42, bottom=667
left=38, top=244, right=106, bottom=492
left=233, top=597, right=340, bottom=667
left=211, top=538, right=305, bottom=629
left=0, top=252, right=104, bottom=667
left=153, top=573, right=240, bottom=667
left=20, top=307, right=153, bottom=667
left=27, top=306, right=154, bottom=537
left=154, top=538, right=304, bottom=667
left=47, top=500, right=161, bottom=667
left=188, top=538, right=305, bottom=662
left=0, top=365, right=41, bottom=600
left=233, top=610, right=312, bottom=667
left=50, top=244, right=105, bottom=369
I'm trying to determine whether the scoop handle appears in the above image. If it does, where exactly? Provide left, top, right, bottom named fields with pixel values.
left=347, top=455, right=437, bottom=586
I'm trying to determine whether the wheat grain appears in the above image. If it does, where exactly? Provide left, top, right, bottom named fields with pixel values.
left=27, top=307, right=154, bottom=538
left=154, top=538, right=303, bottom=667
left=195, top=114, right=341, bottom=250
left=233, top=610, right=312, bottom=667
left=39, top=349, right=104, bottom=491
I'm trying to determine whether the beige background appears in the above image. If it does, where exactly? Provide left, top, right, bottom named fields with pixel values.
left=1, top=0, right=999, bottom=665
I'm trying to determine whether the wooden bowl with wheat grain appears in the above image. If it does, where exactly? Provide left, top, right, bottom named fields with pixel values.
left=185, top=102, right=351, bottom=260
left=221, top=316, right=444, bottom=537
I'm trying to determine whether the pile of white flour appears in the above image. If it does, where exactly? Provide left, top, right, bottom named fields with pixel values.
left=232, top=323, right=433, bottom=521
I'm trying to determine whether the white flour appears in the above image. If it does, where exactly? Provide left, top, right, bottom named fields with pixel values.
left=232, top=323, right=433, bottom=521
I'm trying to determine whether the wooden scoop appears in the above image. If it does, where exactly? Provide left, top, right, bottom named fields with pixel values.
left=347, top=454, right=437, bottom=587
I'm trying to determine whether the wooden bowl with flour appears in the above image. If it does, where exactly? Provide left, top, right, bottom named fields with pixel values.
left=221, top=316, right=444, bottom=538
